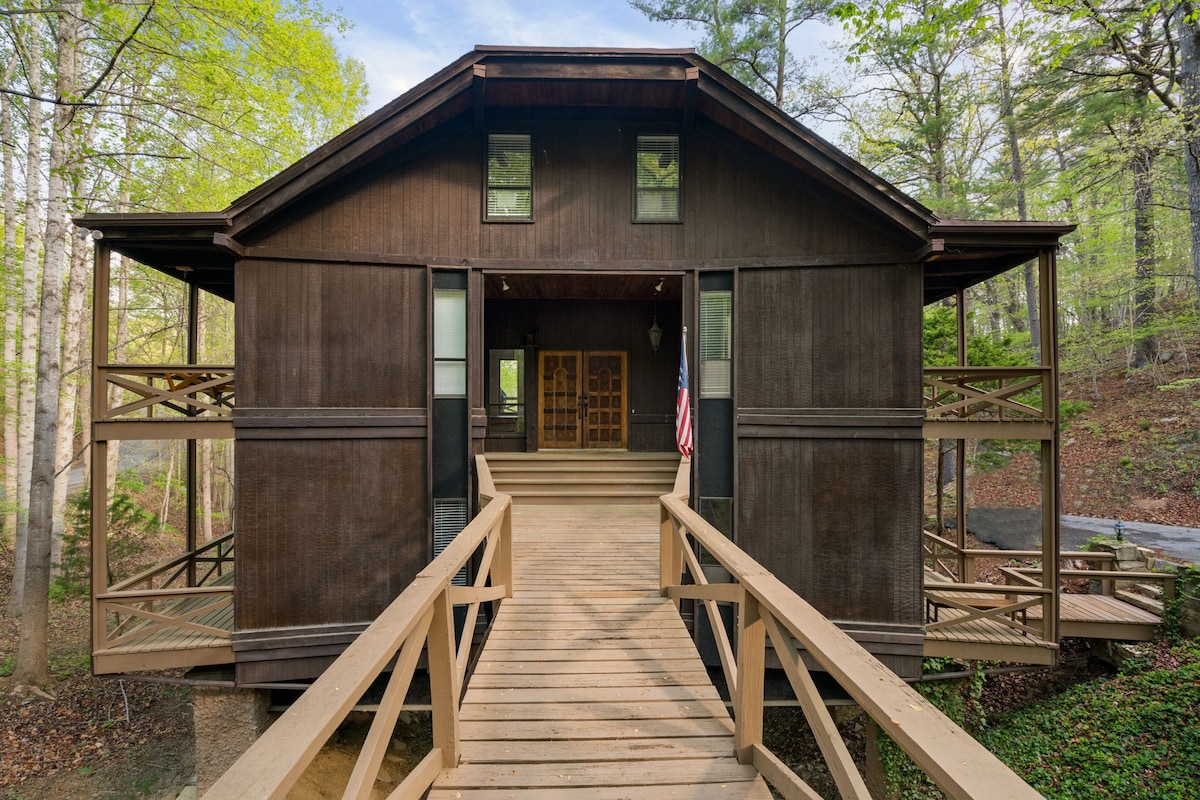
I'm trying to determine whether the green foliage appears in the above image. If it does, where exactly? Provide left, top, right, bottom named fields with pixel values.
left=923, top=305, right=1034, bottom=367
left=53, top=486, right=163, bottom=597
left=978, top=643, right=1200, bottom=799
left=875, top=658, right=989, bottom=799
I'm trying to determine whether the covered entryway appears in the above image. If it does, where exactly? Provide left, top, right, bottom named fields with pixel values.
left=538, top=350, right=627, bottom=448
left=483, top=274, right=681, bottom=453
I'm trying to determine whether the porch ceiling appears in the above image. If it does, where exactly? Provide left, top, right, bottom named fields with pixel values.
left=484, top=272, right=682, bottom=301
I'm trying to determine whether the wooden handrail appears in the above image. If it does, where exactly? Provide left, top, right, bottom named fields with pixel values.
left=98, top=364, right=235, bottom=420
left=662, top=473, right=1041, bottom=799
left=923, top=366, right=1051, bottom=422
left=204, top=491, right=513, bottom=800
left=108, top=531, right=234, bottom=592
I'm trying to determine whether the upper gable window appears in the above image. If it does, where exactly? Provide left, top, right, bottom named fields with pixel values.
left=635, top=134, right=681, bottom=222
left=486, top=133, right=532, bottom=220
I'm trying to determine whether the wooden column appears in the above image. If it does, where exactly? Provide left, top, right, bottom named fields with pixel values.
left=90, top=242, right=112, bottom=657
left=1039, top=248, right=1061, bottom=642
left=733, top=594, right=764, bottom=764
left=954, top=289, right=968, bottom=580
left=186, top=282, right=199, bottom=585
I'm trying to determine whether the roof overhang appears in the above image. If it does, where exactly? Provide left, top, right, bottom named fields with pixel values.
left=72, top=212, right=237, bottom=301
left=922, top=220, right=1077, bottom=305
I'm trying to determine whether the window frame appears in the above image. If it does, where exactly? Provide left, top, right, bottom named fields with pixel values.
left=484, top=132, right=534, bottom=223
left=699, top=289, right=732, bottom=399
left=633, top=133, right=682, bottom=224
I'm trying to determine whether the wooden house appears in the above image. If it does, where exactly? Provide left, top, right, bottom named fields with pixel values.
left=78, top=47, right=1079, bottom=686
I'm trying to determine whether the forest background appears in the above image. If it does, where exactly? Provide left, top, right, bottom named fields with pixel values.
left=1, top=0, right=1198, bottom=688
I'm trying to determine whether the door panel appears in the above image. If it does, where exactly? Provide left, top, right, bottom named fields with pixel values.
left=538, top=351, right=581, bottom=448
left=583, top=351, right=626, bottom=448
left=538, top=350, right=626, bottom=449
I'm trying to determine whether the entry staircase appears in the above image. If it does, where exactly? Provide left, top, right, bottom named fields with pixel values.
left=204, top=456, right=1041, bottom=800
left=484, top=451, right=679, bottom=504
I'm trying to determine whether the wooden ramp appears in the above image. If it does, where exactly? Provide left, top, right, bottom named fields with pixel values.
left=428, top=504, right=772, bottom=799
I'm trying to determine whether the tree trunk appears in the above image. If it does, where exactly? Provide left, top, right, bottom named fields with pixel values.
left=10, top=16, right=43, bottom=616
left=51, top=233, right=91, bottom=568
left=1130, top=77, right=1158, bottom=369
left=2, top=53, right=19, bottom=547
left=16, top=2, right=80, bottom=686
left=1180, top=13, right=1200, bottom=306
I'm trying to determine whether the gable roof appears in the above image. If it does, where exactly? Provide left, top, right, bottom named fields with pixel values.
left=76, top=46, right=1071, bottom=304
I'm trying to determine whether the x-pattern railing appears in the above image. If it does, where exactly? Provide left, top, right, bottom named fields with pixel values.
left=204, top=475, right=513, bottom=800
left=97, top=532, right=236, bottom=647
left=661, top=467, right=1042, bottom=800
left=924, top=367, right=1050, bottom=422
left=99, top=365, right=235, bottom=420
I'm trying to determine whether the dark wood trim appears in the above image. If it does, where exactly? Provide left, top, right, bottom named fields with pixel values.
left=683, top=67, right=699, bottom=129
left=737, top=408, right=925, bottom=440
left=481, top=61, right=689, bottom=81
left=235, top=427, right=426, bottom=440
left=212, top=232, right=244, bottom=257
left=242, top=248, right=915, bottom=271
left=232, top=408, right=426, bottom=424
left=472, top=64, right=487, bottom=130
left=94, top=419, right=234, bottom=441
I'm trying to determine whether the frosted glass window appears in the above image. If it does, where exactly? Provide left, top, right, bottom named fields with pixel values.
left=434, top=289, right=466, bottom=396
left=699, top=290, right=732, bottom=398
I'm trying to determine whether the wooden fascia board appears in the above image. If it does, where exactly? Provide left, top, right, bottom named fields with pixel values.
left=693, top=71, right=933, bottom=239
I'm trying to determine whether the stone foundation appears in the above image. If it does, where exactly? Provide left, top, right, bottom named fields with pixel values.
left=193, top=686, right=271, bottom=795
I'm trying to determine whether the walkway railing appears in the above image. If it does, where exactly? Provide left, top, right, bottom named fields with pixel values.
left=662, top=463, right=1041, bottom=800
left=95, top=532, right=235, bottom=655
left=204, top=474, right=513, bottom=799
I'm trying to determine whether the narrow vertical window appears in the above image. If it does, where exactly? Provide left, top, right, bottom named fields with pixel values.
left=433, top=289, right=466, bottom=396
left=635, top=134, right=680, bottom=221
left=699, top=290, right=732, bottom=398
left=486, top=133, right=532, bottom=220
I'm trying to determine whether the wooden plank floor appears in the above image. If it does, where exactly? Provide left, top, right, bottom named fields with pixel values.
left=93, top=571, right=235, bottom=673
left=1029, top=592, right=1161, bottom=641
left=428, top=504, right=772, bottom=799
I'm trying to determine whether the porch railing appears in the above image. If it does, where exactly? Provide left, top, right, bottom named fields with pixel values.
left=95, top=532, right=236, bottom=654
left=98, top=365, right=235, bottom=421
left=662, top=463, right=1041, bottom=800
left=203, top=471, right=513, bottom=799
left=923, top=366, right=1051, bottom=423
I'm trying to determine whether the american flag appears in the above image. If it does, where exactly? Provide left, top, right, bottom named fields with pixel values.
left=676, top=326, right=692, bottom=458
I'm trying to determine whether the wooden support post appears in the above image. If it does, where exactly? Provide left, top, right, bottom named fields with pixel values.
left=955, top=289, right=968, bottom=581
left=1039, top=248, right=1061, bottom=643
left=186, top=283, right=199, bottom=584
left=91, top=243, right=112, bottom=662
left=428, top=588, right=460, bottom=768
left=660, top=506, right=677, bottom=601
left=734, top=594, right=764, bottom=764
left=495, top=501, right=513, bottom=599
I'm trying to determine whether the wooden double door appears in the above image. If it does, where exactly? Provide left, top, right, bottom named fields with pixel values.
left=538, top=350, right=627, bottom=449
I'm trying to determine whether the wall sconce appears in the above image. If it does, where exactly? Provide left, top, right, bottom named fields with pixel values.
left=654, top=277, right=664, bottom=293
left=647, top=313, right=663, bottom=353
left=501, top=277, right=510, bottom=292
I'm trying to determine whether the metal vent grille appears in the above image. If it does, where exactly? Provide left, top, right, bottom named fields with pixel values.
left=434, top=498, right=469, bottom=586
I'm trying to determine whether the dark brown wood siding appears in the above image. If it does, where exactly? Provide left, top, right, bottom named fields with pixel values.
left=233, top=261, right=429, bottom=681
left=236, top=261, right=426, bottom=408
left=251, top=122, right=908, bottom=263
left=735, top=264, right=925, bottom=675
left=234, top=438, right=427, bottom=631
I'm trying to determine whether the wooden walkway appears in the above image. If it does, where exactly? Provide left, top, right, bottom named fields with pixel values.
left=1030, top=592, right=1162, bottom=641
left=428, top=504, right=772, bottom=799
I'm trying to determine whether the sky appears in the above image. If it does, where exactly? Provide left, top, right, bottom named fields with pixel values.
left=328, top=0, right=842, bottom=117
